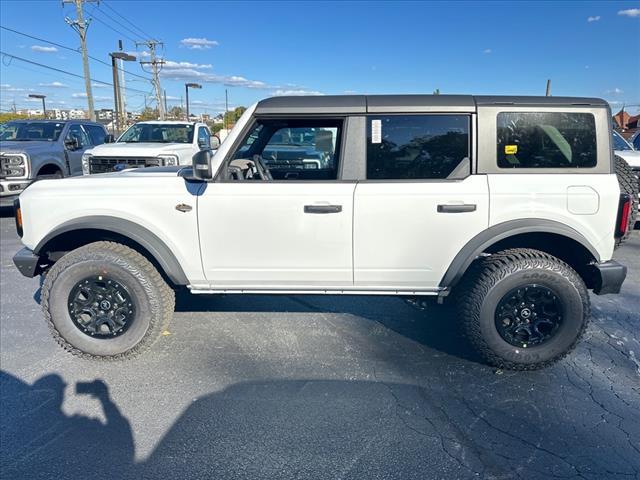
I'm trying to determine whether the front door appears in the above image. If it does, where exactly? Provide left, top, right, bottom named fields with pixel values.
left=65, top=124, right=92, bottom=175
left=198, top=119, right=355, bottom=289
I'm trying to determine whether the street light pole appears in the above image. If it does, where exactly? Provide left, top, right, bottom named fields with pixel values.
left=185, top=83, right=202, bottom=121
left=28, top=94, right=46, bottom=118
left=109, top=51, right=136, bottom=135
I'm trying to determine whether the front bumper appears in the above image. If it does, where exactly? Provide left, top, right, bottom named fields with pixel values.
left=591, top=260, right=627, bottom=295
left=0, top=179, right=32, bottom=207
left=13, top=247, right=44, bottom=278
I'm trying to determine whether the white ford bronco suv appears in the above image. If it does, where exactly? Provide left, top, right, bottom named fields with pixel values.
left=12, top=95, right=636, bottom=370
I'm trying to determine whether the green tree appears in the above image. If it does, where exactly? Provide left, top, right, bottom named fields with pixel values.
left=0, top=112, right=28, bottom=123
left=223, top=106, right=246, bottom=127
left=138, top=107, right=159, bottom=121
left=168, top=106, right=185, bottom=120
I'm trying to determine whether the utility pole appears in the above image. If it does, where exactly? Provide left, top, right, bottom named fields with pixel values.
left=110, top=51, right=136, bottom=135
left=164, top=90, right=168, bottom=116
left=545, top=79, right=551, bottom=97
left=117, top=40, right=127, bottom=129
left=64, top=0, right=98, bottom=121
left=137, top=40, right=165, bottom=120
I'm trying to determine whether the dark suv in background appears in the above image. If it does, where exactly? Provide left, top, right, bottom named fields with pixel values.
left=0, top=120, right=108, bottom=207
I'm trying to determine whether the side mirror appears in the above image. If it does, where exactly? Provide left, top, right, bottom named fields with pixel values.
left=105, top=134, right=115, bottom=144
left=209, top=135, right=221, bottom=150
left=64, top=137, right=80, bottom=150
left=192, top=149, right=214, bottom=180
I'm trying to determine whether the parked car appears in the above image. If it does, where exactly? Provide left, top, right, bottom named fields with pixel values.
left=0, top=120, right=108, bottom=207
left=81, top=121, right=220, bottom=174
left=12, top=95, right=633, bottom=370
left=612, top=130, right=640, bottom=225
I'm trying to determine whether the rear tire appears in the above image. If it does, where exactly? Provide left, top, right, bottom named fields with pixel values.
left=615, top=155, right=638, bottom=244
left=41, top=241, right=174, bottom=360
left=455, top=248, right=590, bottom=370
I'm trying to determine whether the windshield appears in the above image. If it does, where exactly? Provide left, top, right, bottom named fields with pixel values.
left=612, top=131, right=633, bottom=151
left=0, top=121, right=65, bottom=141
left=118, top=123, right=194, bottom=143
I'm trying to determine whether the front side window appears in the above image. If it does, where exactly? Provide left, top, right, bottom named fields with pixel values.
left=67, top=124, right=91, bottom=148
left=197, top=126, right=211, bottom=147
left=366, top=115, right=470, bottom=180
left=612, top=130, right=632, bottom=151
left=229, top=120, right=342, bottom=180
left=497, top=112, right=597, bottom=168
left=118, top=123, right=194, bottom=143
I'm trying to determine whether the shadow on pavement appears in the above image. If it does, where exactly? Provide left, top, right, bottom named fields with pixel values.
left=3, top=371, right=638, bottom=479
left=0, top=206, right=15, bottom=218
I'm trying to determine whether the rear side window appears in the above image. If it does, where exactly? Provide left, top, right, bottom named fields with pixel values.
left=85, top=125, right=107, bottom=145
left=497, top=112, right=597, bottom=169
left=366, top=115, right=470, bottom=179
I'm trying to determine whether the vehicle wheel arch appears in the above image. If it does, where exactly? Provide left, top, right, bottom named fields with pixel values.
left=34, top=216, right=188, bottom=287
left=440, top=219, right=600, bottom=291
left=36, top=162, right=65, bottom=177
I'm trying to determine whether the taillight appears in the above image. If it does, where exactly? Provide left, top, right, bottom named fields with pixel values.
left=13, top=198, right=23, bottom=238
left=615, top=193, right=631, bottom=238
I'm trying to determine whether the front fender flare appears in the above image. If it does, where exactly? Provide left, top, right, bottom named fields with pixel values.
left=34, top=216, right=189, bottom=285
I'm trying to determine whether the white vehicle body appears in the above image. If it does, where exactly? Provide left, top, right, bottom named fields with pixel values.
left=16, top=98, right=624, bottom=295
left=81, top=121, right=215, bottom=174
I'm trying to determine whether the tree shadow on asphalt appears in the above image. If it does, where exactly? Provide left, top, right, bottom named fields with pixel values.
left=2, top=370, right=638, bottom=480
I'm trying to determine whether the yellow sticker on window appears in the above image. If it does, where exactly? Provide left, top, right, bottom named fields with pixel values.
left=505, top=145, right=518, bottom=155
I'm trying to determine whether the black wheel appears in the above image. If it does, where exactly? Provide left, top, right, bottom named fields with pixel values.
left=36, top=171, right=63, bottom=180
left=615, top=155, right=638, bottom=244
left=455, top=248, right=590, bottom=370
left=41, top=241, right=174, bottom=360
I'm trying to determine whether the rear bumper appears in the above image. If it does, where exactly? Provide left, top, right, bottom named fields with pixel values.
left=13, top=247, right=43, bottom=278
left=592, top=260, right=627, bottom=295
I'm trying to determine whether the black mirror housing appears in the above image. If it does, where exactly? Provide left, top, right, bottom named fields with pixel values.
left=65, top=138, right=80, bottom=150
left=105, top=134, right=115, bottom=144
left=192, top=149, right=214, bottom=180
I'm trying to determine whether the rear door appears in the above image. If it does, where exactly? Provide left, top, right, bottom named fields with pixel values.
left=353, top=114, right=489, bottom=289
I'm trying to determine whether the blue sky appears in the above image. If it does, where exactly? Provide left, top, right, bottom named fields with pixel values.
left=1, top=0, right=639, bottom=115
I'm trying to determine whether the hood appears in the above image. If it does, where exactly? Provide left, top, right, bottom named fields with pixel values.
left=87, top=142, right=193, bottom=157
left=615, top=149, right=640, bottom=168
left=0, top=140, right=59, bottom=155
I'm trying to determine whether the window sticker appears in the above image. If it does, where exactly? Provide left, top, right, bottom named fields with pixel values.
left=371, top=119, right=382, bottom=144
left=505, top=145, right=518, bottom=155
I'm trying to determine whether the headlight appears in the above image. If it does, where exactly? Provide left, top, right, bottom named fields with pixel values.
left=81, top=153, right=92, bottom=175
left=157, top=154, right=178, bottom=166
left=0, top=154, right=29, bottom=178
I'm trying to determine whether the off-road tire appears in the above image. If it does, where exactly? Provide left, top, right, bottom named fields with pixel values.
left=615, top=155, right=638, bottom=244
left=455, top=248, right=590, bottom=370
left=41, top=241, right=175, bottom=360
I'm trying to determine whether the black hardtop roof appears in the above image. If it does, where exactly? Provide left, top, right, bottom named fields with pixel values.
left=255, top=94, right=608, bottom=114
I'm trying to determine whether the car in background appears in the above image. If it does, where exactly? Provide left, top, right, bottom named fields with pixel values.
left=0, top=120, right=108, bottom=207
left=613, top=130, right=640, bottom=226
left=81, top=121, right=220, bottom=174
left=629, top=130, right=640, bottom=150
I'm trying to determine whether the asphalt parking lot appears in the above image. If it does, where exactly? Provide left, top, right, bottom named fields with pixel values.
left=1, top=209, right=638, bottom=480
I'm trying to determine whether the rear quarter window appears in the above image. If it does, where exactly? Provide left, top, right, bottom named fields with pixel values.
left=497, top=112, right=597, bottom=169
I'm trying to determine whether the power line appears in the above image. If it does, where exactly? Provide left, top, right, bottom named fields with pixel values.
left=101, top=0, right=157, bottom=41
left=0, top=25, right=152, bottom=82
left=0, top=50, right=150, bottom=95
left=86, top=5, right=138, bottom=43
left=90, top=2, right=146, bottom=42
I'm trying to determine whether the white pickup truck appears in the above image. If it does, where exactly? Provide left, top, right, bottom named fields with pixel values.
left=81, top=121, right=219, bottom=174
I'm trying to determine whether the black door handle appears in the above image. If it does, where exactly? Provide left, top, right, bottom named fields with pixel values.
left=437, top=204, right=477, bottom=213
left=304, top=205, right=342, bottom=214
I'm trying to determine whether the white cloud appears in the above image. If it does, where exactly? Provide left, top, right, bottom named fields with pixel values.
left=587, top=15, right=601, bottom=22
left=272, top=89, right=324, bottom=96
left=618, top=8, right=640, bottom=17
left=483, top=48, right=492, bottom=54
left=180, top=37, right=219, bottom=50
left=607, top=88, right=624, bottom=94
left=72, top=92, right=87, bottom=98
left=163, top=60, right=212, bottom=70
left=160, top=68, right=271, bottom=89
left=31, top=45, right=58, bottom=53
left=0, top=84, right=33, bottom=92
left=39, top=81, right=68, bottom=88
left=91, top=82, right=108, bottom=89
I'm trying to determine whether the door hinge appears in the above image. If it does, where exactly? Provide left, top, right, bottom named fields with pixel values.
left=175, top=203, right=192, bottom=213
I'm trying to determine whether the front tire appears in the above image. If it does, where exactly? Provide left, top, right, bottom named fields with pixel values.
left=455, top=248, right=590, bottom=370
left=41, top=241, right=174, bottom=360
